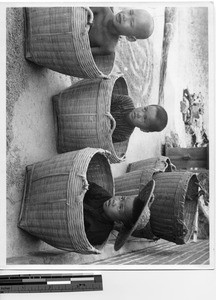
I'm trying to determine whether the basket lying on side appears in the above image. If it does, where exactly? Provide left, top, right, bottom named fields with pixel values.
left=53, top=75, right=130, bottom=163
left=115, top=156, right=174, bottom=196
left=18, top=148, right=114, bottom=254
left=24, top=7, right=115, bottom=78
left=115, top=171, right=199, bottom=244
left=126, top=156, right=176, bottom=173
left=115, top=169, right=155, bottom=196
left=150, top=172, right=199, bottom=244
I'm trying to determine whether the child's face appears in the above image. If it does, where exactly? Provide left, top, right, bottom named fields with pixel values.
left=128, top=106, right=158, bottom=132
left=113, top=9, right=154, bottom=39
left=103, top=195, right=135, bottom=223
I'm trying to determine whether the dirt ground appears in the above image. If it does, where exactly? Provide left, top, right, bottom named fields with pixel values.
left=6, top=8, right=72, bottom=261
left=5, top=6, right=209, bottom=265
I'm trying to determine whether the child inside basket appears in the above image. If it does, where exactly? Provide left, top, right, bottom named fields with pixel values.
left=83, top=180, right=155, bottom=251
left=88, top=7, right=154, bottom=56
left=111, top=93, right=168, bottom=143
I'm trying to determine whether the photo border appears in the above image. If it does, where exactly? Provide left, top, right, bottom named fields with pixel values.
left=1, top=0, right=215, bottom=271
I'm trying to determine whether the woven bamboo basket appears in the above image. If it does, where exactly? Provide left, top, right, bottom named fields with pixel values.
left=150, top=171, right=199, bottom=244
left=18, top=148, right=114, bottom=254
left=53, top=75, right=129, bottom=163
left=126, top=156, right=175, bottom=173
left=24, top=7, right=115, bottom=78
left=115, top=171, right=199, bottom=244
left=115, top=156, right=173, bottom=196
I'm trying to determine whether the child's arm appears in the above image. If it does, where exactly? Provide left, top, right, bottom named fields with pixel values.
left=90, top=7, right=113, bottom=16
left=91, top=46, right=112, bottom=56
left=89, top=7, right=104, bottom=14
left=85, top=182, right=112, bottom=203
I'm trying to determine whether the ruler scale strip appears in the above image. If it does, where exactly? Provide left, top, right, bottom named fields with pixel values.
left=0, top=274, right=103, bottom=293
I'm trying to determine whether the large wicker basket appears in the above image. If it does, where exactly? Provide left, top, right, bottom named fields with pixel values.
left=24, top=7, right=115, bottom=78
left=115, top=171, right=199, bottom=244
left=150, top=172, right=199, bottom=244
left=18, top=148, right=114, bottom=254
left=115, top=156, right=174, bottom=196
left=53, top=75, right=130, bottom=163
left=126, top=156, right=175, bottom=173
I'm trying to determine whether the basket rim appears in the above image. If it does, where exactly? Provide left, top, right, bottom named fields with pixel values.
left=127, top=156, right=174, bottom=173
left=67, top=147, right=114, bottom=253
left=97, top=75, right=129, bottom=163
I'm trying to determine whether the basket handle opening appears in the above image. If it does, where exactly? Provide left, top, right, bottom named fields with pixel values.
left=75, top=173, right=89, bottom=202
left=83, top=7, right=94, bottom=26
left=105, top=112, right=116, bottom=135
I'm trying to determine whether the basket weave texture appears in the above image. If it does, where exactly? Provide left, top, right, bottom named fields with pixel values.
left=18, top=148, right=114, bottom=254
left=25, top=7, right=115, bottom=78
left=151, top=171, right=199, bottom=244
left=53, top=75, right=129, bottom=163
left=126, top=156, right=175, bottom=173
left=115, top=156, right=173, bottom=196
left=115, top=170, right=199, bottom=244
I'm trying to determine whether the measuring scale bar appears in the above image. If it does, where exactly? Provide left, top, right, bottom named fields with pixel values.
left=0, top=274, right=103, bottom=293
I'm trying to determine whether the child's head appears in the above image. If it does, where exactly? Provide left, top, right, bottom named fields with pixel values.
left=104, top=180, right=155, bottom=251
left=113, top=9, right=154, bottom=41
left=127, top=105, right=168, bottom=132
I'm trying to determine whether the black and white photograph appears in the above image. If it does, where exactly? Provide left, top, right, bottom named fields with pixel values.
left=2, top=2, right=214, bottom=268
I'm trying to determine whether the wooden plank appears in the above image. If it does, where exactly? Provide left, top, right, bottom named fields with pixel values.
left=166, top=146, right=208, bottom=169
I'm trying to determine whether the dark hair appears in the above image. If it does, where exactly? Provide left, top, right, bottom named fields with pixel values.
left=144, top=105, right=168, bottom=132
